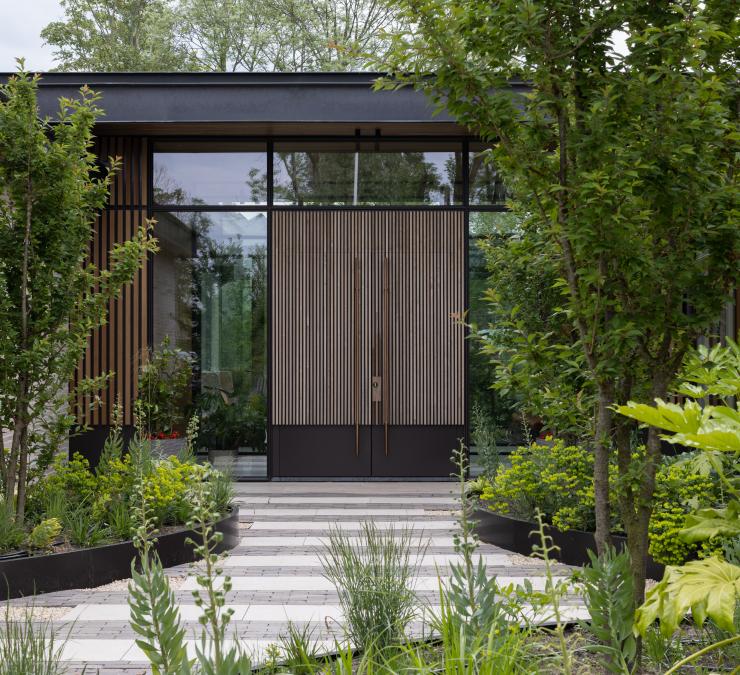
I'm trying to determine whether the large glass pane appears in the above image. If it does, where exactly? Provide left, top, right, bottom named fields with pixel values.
left=153, top=210, right=268, bottom=479
left=468, top=212, right=527, bottom=475
left=469, top=143, right=508, bottom=205
left=153, top=142, right=268, bottom=206
left=273, top=141, right=463, bottom=205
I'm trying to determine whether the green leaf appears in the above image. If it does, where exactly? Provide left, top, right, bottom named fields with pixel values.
left=680, top=501, right=740, bottom=543
left=635, top=557, right=740, bottom=636
left=615, top=400, right=704, bottom=435
left=672, top=449, right=725, bottom=476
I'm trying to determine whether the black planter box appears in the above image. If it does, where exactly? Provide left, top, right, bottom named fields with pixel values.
left=474, top=508, right=665, bottom=580
left=0, top=506, right=240, bottom=601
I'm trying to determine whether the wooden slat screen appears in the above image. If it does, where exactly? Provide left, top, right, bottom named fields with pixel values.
left=75, top=136, right=148, bottom=427
left=272, top=210, right=369, bottom=425
left=388, top=211, right=465, bottom=425
left=271, top=210, right=465, bottom=426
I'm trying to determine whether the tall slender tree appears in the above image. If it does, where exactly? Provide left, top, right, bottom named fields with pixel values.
left=380, top=0, right=738, bottom=608
left=0, top=67, right=157, bottom=522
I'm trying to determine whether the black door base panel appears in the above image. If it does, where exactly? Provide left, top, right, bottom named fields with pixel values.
left=272, top=425, right=464, bottom=478
left=371, top=426, right=463, bottom=478
left=273, top=426, right=371, bottom=478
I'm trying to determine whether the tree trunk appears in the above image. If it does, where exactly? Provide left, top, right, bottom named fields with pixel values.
left=630, top=426, right=663, bottom=605
left=15, top=421, right=30, bottom=523
left=625, top=372, right=669, bottom=608
left=0, top=433, right=5, bottom=497
left=4, top=424, right=19, bottom=514
left=593, top=383, right=613, bottom=555
left=13, top=142, right=33, bottom=525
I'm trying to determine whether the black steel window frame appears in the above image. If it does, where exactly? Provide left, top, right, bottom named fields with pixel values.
left=149, top=135, right=507, bottom=213
left=148, top=136, right=510, bottom=481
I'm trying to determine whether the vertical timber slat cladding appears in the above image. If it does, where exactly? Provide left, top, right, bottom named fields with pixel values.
left=386, top=211, right=465, bottom=426
left=272, top=210, right=367, bottom=425
left=271, top=210, right=464, bottom=427
left=74, top=136, right=148, bottom=428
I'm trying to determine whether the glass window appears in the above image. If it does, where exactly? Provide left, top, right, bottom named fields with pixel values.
left=273, top=141, right=463, bottom=206
left=153, top=210, right=268, bottom=479
left=469, top=143, right=508, bottom=205
left=153, top=142, right=267, bottom=206
left=468, top=212, right=528, bottom=462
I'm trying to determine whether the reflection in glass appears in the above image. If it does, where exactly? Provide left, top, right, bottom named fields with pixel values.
left=153, top=211, right=268, bottom=479
left=469, top=144, right=508, bottom=205
left=273, top=142, right=463, bottom=205
left=153, top=145, right=267, bottom=206
left=468, top=212, right=526, bottom=457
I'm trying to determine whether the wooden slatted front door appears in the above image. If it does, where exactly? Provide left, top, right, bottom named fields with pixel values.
left=271, top=210, right=465, bottom=478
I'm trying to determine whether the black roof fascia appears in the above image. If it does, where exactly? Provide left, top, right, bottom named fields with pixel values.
left=0, top=71, right=529, bottom=126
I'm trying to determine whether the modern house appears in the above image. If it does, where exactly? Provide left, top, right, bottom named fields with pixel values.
left=15, top=72, right=740, bottom=480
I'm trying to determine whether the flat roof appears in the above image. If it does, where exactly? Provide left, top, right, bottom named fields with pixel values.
left=0, top=72, right=528, bottom=134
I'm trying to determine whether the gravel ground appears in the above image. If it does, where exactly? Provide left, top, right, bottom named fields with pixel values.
left=3, top=605, right=72, bottom=621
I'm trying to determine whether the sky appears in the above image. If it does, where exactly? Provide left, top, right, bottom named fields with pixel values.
left=0, top=0, right=63, bottom=72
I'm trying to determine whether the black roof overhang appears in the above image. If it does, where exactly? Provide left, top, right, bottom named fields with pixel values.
left=0, top=71, right=529, bottom=128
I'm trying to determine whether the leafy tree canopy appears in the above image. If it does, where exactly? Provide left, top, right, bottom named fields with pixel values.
left=41, top=0, right=403, bottom=72
left=41, top=0, right=190, bottom=71
left=378, top=0, right=739, bottom=608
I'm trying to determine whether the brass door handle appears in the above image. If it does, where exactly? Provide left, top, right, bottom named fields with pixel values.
left=383, top=254, right=390, bottom=456
left=354, top=256, right=360, bottom=457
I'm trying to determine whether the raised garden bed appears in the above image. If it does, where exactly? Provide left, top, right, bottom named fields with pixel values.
left=0, top=506, right=239, bottom=601
left=474, top=507, right=665, bottom=580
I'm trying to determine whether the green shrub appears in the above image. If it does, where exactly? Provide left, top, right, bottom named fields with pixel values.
left=470, top=401, right=501, bottom=479
left=464, top=475, right=490, bottom=499
left=648, top=459, right=724, bottom=565
left=480, top=439, right=597, bottom=531
left=41, top=489, right=67, bottom=524
left=63, top=505, right=109, bottom=548
left=94, top=454, right=136, bottom=517
left=481, top=442, right=728, bottom=566
left=15, top=427, right=229, bottom=551
left=106, top=500, right=134, bottom=540
left=277, top=622, right=323, bottom=674
left=44, top=453, right=97, bottom=503
left=208, top=467, right=235, bottom=515
left=0, top=500, right=25, bottom=553
left=142, top=456, right=204, bottom=525
left=23, top=479, right=66, bottom=527
left=26, top=518, right=62, bottom=551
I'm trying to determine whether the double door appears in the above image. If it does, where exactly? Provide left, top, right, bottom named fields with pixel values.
left=271, top=210, right=465, bottom=478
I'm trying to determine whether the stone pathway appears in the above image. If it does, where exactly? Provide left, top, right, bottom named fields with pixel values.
left=10, top=481, right=586, bottom=674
